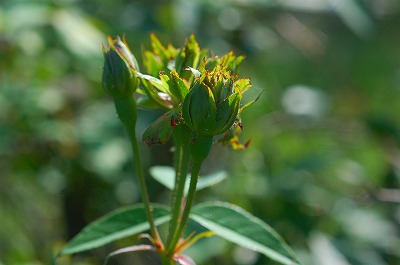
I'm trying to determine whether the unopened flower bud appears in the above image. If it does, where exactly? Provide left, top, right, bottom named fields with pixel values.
left=182, top=82, right=217, bottom=135
left=102, top=36, right=138, bottom=98
left=182, top=77, right=241, bottom=136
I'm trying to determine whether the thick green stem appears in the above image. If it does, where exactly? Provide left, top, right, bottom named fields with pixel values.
left=168, top=159, right=202, bottom=251
left=165, top=125, right=191, bottom=255
left=167, top=135, right=213, bottom=254
left=161, top=253, right=176, bottom=265
left=114, top=97, right=161, bottom=245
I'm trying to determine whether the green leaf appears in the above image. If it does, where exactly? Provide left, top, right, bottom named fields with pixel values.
left=137, top=73, right=171, bottom=109
left=150, top=166, right=227, bottom=194
left=189, top=84, right=217, bottom=134
left=240, top=88, right=264, bottom=114
left=147, top=33, right=178, bottom=75
left=215, top=92, right=241, bottom=135
left=136, top=94, right=163, bottom=109
left=234, top=78, right=252, bottom=94
left=190, top=202, right=301, bottom=265
left=221, top=52, right=245, bottom=75
left=150, top=33, right=171, bottom=62
left=59, top=204, right=170, bottom=256
left=137, top=73, right=167, bottom=92
left=142, top=110, right=176, bottom=147
left=144, top=50, right=163, bottom=77
left=175, top=34, right=201, bottom=80
left=167, top=70, right=190, bottom=103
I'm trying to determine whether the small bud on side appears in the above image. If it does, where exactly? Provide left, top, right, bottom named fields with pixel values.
left=102, top=36, right=138, bottom=98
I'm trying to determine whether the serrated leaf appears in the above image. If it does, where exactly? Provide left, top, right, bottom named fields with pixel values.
left=190, top=202, right=301, bottom=265
left=150, top=166, right=227, bottom=194
left=59, top=204, right=170, bottom=256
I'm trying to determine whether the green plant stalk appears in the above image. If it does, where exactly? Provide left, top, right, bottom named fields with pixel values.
left=161, top=253, right=176, bottom=265
left=167, top=135, right=213, bottom=254
left=168, top=159, right=203, bottom=253
left=114, top=97, right=161, bottom=246
left=165, top=125, right=192, bottom=255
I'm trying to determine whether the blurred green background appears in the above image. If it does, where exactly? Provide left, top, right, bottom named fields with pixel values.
left=1, top=0, right=400, bottom=264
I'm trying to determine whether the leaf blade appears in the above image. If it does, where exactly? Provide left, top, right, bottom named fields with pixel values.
left=190, top=202, right=301, bottom=265
left=59, top=204, right=170, bottom=256
left=150, top=166, right=227, bottom=193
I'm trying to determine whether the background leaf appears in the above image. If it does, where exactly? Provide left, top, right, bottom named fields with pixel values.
left=150, top=166, right=227, bottom=194
left=59, top=204, right=170, bottom=256
left=190, top=202, right=301, bottom=265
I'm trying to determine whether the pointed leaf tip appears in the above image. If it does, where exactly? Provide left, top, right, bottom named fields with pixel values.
left=190, top=202, right=302, bottom=265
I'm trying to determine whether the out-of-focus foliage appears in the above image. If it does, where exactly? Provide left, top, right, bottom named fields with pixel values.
left=1, top=0, right=400, bottom=264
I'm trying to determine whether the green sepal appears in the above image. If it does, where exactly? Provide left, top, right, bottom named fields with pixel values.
left=138, top=73, right=172, bottom=109
left=142, top=109, right=179, bottom=146
left=175, top=34, right=201, bottom=80
left=112, top=36, right=140, bottom=73
left=182, top=86, right=195, bottom=130
left=168, top=70, right=190, bottom=103
left=188, top=83, right=217, bottom=135
left=234, top=78, right=252, bottom=94
left=221, top=52, right=245, bottom=75
left=189, top=134, right=213, bottom=163
left=240, top=89, right=264, bottom=114
left=219, top=79, right=234, bottom=102
left=148, top=33, right=178, bottom=74
left=159, top=73, right=188, bottom=105
left=137, top=73, right=167, bottom=92
left=215, top=92, right=241, bottom=135
left=150, top=33, right=169, bottom=63
left=136, top=94, right=163, bottom=109
left=144, top=50, right=163, bottom=77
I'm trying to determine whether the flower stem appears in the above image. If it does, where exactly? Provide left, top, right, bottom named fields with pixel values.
left=167, top=135, right=213, bottom=254
left=168, top=159, right=202, bottom=251
left=114, top=97, right=161, bottom=247
left=165, top=125, right=191, bottom=255
left=161, top=253, right=176, bottom=265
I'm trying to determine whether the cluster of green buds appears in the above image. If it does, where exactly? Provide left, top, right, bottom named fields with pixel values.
left=137, top=35, right=256, bottom=149
left=100, top=33, right=259, bottom=263
left=101, top=33, right=256, bottom=150
left=183, top=63, right=246, bottom=137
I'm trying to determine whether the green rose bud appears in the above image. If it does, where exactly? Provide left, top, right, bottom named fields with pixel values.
left=182, top=68, right=242, bottom=136
left=102, top=36, right=138, bottom=98
left=182, top=81, right=217, bottom=135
